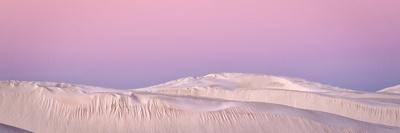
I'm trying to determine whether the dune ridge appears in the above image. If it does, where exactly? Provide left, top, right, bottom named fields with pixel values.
left=379, top=85, right=400, bottom=94
left=141, top=73, right=400, bottom=127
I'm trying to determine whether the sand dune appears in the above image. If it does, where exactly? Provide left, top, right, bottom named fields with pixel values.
left=379, top=85, right=400, bottom=94
left=145, top=73, right=351, bottom=92
left=140, top=73, right=400, bottom=127
left=0, top=73, right=399, bottom=133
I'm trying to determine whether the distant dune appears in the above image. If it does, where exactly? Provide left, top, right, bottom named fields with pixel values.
left=379, top=84, right=400, bottom=94
left=0, top=73, right=399, bottom=133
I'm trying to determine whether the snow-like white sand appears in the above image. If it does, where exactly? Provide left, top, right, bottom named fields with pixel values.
left=0, top=73, right=399, bottom=133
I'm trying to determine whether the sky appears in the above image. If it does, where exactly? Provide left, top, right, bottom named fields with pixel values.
left=0, top=0, right=399, bottom=91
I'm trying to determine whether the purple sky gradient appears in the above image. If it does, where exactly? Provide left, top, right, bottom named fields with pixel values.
left=1, top=0, right=400, bottom=91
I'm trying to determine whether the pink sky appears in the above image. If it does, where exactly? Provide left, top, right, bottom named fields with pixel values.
left=1, top=0, right=399, bottom=91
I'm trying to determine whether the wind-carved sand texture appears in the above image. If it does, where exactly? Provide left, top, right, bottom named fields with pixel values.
left=0, top=73, right=399, bottom=133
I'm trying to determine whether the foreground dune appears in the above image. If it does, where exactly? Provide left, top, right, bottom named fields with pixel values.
left=0, top=73, right=399, bottom=133
left=140, top=73, right=400, bottom=127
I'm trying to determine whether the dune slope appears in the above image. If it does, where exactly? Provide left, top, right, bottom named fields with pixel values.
left=138, top=73, right=400, bottom=127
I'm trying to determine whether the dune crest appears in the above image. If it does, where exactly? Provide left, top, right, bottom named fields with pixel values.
left=146, top=73, right=351, bottom=92
left=379, top=85, right=400, bottom=94
left=139, top=73, right=400, bottom=127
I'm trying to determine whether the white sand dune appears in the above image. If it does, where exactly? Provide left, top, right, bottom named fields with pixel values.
left=144, top=73, right=351, bottom=92
left=0, top=73, right=399, bottom=133
left=379, top=85, right=400, bottom=94
left=139, top=73, right=400, bottom=127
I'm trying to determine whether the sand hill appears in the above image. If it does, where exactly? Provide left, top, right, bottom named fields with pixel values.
left=379, top=84, right=400, bottom=94
left=0, top=73, right=399, bottom=133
